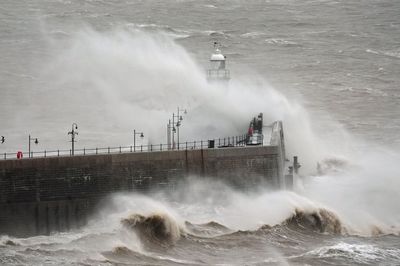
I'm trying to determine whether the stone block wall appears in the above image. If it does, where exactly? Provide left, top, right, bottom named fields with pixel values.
left=0, top=145, right=284, bottom=237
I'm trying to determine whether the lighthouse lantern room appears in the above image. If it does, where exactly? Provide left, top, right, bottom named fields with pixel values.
left=207, top=42, right=230, bottom=82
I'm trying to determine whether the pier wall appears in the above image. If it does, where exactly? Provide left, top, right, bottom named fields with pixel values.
left=0, top=145, right=284, bottom=237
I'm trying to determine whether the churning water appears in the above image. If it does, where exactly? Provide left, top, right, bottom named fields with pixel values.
left=1, top=0, right=400, bottom=265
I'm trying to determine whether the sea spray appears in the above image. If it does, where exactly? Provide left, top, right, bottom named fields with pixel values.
left=121, top=213, right=182, bottom=247
left=8, top=25, right=400, bottom=237
left=31, top=27, right=337, bottom=172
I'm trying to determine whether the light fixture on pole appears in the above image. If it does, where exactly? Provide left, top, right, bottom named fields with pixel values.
left=68, top=123, right=78, bottom=156
left=167, top=119, right=172, bottom=150
left=168, top=108, right=188, bottom=150
left=0, top=136, right=4, bottom=144
left=176, top=107, right=187, bottom=150
left=28, top=135, right=39, bottom=158
left=172, top=113, right=177, bottom=149
left=134, top=129, right=144, bottom=152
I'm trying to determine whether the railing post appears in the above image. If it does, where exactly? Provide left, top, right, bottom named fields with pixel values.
left=150, top=144, right=153, bottom=152
left=44, top=150, right=46, bottom=157
left=186, top=142, right=187, bottom=150
left=4, top=153, right=6, bottom=160
left=130, top=146, right=132, bottom=152
left=194, top=141, right=196, bottom=149
left=141, top=145, right=143, bottom=152
left=219, top=138, right=220, bottom=146
left=70, top=149, right=71, bottom=156
left=119, top=146, right=121, bottom=153
left=96, top=148, right=98, bottom=154
left=108, top=147, right=110, bottom=154
left=160, top=144, right=162, bottom=151
left=201, top=140, right=203, bottom=149
left=57, top=150, right=59, bottom=156
left=84, top=148, right=86, bottom=155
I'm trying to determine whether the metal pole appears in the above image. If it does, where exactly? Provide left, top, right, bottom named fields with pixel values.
left=134, top=129, right=136, bottom=152
left=177, top=123, right=180, bottom=150
left=28, top=134, right=31, bottom=158
left=68, top=123, right=78, bottom=156
left=167, top=121, right=170, bottom=150
left=72, top=131, right=74, bottom=155
left=177, top=107, right=180, bottom=150
left=172, top=113, right=175, bottom=150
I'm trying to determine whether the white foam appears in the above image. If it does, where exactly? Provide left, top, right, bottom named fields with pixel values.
left=302, top=242, right=400, bottom=264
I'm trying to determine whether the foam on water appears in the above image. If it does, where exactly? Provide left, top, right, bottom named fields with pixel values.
left=7, top=26, right=399, bottom=237
left=299, top=242, right=400, bottom=264
left=1, top=12, right=400, bottom=263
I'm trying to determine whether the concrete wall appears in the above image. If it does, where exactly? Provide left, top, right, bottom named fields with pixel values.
left=0, top=145, right=285, bottom=237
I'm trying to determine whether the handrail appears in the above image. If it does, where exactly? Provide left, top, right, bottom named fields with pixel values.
left=0, top=134, right=256, bottom=161
left=207, top=69, right=230, bottom=79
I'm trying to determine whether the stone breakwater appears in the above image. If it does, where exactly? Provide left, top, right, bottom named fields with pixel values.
left=0, top=125, right=287, bottom=237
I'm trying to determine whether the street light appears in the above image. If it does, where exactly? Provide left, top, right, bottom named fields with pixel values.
left=167, top=119, right=173, bottom=150
left=171, top=112, right=179, bottom=149
left=166, top=108, right=187, bottom=150
left=133, top=129, right=144, bottom=152
left=68, top=123, right=78, bottom=156
left=28, top=135, right=39, bottom=158
left=176, top=107, right=187, bottom=150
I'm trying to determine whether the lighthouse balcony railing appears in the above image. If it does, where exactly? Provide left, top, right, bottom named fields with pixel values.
left=207, top=69, right=230, bottom=80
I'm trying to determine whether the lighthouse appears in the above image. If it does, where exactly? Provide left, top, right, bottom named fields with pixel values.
left=206, top=42, right=230, bottom=82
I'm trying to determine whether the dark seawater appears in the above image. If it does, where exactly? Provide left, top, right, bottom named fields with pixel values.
left=1, top=0, right=400, bottom=265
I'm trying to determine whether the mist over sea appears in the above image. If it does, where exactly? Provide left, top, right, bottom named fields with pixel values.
left=1, top=0, right=400, bottom=265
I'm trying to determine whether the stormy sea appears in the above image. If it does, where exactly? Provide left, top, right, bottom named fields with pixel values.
left=1, top=0, right=400, bottom=265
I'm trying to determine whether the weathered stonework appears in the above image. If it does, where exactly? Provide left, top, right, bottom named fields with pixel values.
left=0, top=144, right=286, bottom=237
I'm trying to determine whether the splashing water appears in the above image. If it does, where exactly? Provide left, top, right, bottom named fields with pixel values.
left=1, top=27, right=400, bottom=265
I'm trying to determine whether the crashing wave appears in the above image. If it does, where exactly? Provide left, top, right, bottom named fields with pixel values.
left=184, top=221, right=232, bottom=237
left=283, top=208, right=345, bottom=234
left=121, top=213, right=182, bottom=247
left=316, top=157, right=349, bottom=175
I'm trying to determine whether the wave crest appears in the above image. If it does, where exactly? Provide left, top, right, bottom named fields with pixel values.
left=121, top=213, right=182, bottom=247
left=184, top=221, right=232, bottom=237
left=284, top=208, right=345, bottom=234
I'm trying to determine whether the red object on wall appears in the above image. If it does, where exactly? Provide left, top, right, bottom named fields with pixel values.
left=17, top=151, right=23, bottom=159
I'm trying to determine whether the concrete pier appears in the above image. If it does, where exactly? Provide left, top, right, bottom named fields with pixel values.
left=0, top=123, right=287, bottom=237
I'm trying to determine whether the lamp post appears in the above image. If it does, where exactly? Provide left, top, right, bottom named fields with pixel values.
left=167, top=119, right=172, bottom=150
left=68, top=123, right=78, bottom=156
left=133, top=129, right=144, bottom=152
left=172, top=113, right=177, bottom=149
left=176, top=107, right=187, bottom=150
left=168, top=108, right=187, bottom=150
left=28, top=135, right=39, bottom=158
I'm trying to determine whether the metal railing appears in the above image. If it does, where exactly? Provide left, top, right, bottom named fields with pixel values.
left=206, top=69, right=230, bottom=80
left=0, top=134, right=253, bottom=161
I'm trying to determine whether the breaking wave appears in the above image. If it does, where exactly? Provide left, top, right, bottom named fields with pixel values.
left=121, top=213, right=183, bottom=248
left=283, top=208, right=344, bottom=234
left=184, top=221, right=232, bottom=237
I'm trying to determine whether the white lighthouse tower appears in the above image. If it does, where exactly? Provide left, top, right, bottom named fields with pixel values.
left=206, top=42, right=230, bottom=82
